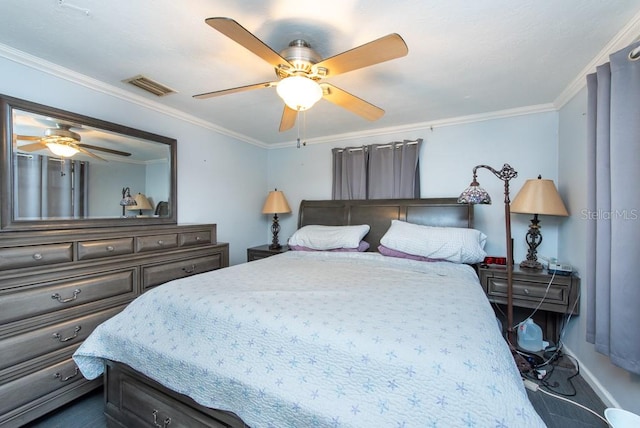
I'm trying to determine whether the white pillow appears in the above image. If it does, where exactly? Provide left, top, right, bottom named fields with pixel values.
left=380, top=220, right=487, bottom=264
left=288, top=224, right=370, bottom=250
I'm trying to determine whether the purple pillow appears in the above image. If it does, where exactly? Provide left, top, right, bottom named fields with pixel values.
left=377, top=245, right=442, bottom=262
left=291, top=240, right=370, bottom=252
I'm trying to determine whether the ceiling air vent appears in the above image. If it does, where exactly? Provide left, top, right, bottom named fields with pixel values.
left=123, top=75, right=176, bottom=97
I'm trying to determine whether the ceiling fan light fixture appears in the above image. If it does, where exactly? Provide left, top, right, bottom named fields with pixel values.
left=44, top=140, right=80, bottom=157
left=276, top=76, right=322, bottom=111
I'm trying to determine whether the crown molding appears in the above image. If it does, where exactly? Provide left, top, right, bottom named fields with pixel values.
left=0, top=43, right=267, bottom=148
left=554, top=9, right=640, bottom=109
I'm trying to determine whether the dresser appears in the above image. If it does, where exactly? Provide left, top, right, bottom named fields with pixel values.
left=0, top=224, right=229, bottom=428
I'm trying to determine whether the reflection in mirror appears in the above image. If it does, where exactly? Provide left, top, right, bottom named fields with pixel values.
left=1, top=95, right=177, bottom=231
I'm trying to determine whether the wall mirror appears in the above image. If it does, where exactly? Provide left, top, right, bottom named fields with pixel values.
left=0, top=94, right=177, bottom=231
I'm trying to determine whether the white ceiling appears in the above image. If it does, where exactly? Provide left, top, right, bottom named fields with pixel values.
left=1, top=0, right=639, bottom=148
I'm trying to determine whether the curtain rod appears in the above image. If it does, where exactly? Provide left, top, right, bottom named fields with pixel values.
left=336, top=139, right=422, bottom=153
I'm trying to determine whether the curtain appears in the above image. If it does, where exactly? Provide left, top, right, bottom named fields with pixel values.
left=368, top=140, right=421, bottom=199
left=332, top=139, right=421, bottom=200
left=14, top=153, right=89, bottom=219
left=585, top=41, right=640, bottom=375
left=332, top=146, right=368, bottom=200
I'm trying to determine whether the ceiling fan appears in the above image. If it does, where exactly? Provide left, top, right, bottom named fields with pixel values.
left=194, top=17, right=408, bottom=132
left=15, top=122, right=131, bottom=161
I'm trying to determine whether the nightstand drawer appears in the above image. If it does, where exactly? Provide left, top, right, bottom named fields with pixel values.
left=485, top=277, right=567, bottom=305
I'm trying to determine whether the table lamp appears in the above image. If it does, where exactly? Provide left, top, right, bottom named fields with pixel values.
left=262, top=189, right=291, bottom=249
left=510, top=175, right=568, bottom=269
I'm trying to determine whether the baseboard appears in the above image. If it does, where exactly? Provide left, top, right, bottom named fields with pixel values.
left=562, top=344, right=619, bottom=409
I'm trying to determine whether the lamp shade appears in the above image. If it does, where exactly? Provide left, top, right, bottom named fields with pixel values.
left=276, top=76, right=323, bottom=111
left=262, top=190, right=291, bottom=214
left=510, top=177, right=568, bottom=216
left=127, top=193, right=153, bottom=211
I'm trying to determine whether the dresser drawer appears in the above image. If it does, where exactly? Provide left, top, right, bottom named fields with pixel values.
left=0, top=243, right=73, bottom=271
left=136, top=234, right=178, bottom=253
left=0, top=269, right=135, bottom=326
left=78, top=237, right=134, bottom=261
left=179, top=230, right=212, bottom=247
left=142, top=254, right=222, bottom=290
left=120, top=376, right=226, bottom=428
left=0, top=305, right=124, bottom=372
left=0, top=357, right=86, bottom=417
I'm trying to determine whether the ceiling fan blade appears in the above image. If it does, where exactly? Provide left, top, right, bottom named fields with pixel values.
left=17, top=141, right=46, bottom=152
left=321, top=83, right=384, bottom=121
left=313, top=33, right=408, bottom=78
left=76, top=146, right=107, bottom=162
left=78, top=143, right=131, bottom=157
left=279, top=106, right=297, bottom=132
left=194, top=81, right=276, bottom=99
left=205, top=17, right=292, bottom=70
left=15, top=134, right=42, bottom=141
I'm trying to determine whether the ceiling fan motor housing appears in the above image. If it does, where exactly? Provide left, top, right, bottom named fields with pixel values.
left=44, top=124, right=81, bottom=143
left=276, top=39, right=322, bottom=78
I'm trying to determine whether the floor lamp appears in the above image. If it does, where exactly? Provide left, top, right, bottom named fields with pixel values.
left=458, top=164, right=518, bottom=344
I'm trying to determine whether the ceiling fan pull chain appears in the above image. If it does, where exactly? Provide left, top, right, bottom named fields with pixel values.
left=296, top=110, right=301, bottom=148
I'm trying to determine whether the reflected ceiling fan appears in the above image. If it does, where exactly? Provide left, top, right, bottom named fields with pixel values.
left=194, top=17, right=408, bottom=132
left=15, top=122, right=131, bottom=161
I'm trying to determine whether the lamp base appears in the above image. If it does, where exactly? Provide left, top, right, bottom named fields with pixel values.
left=519, top=259, right=543, bottom=270
left=269, top=243, right=282, bottom=250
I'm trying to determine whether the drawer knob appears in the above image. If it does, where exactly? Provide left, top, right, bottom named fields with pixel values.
left=106, top=245, right=115, bottom=252
left=524, top=288, right=530, bottom=295
left=32, top=252, right=43, bottom=260
left=51, top=288, right=81, bottom=304
left=157, top=240, right=164, bottom=245
left=53, top=325, right=82, bottom=342
left=182, top=264, right=196, bottom=274
left=195, top=236, right=201, bottom=241
left=54, top=367, right=80, bottom=382
left=152, top=409, right=172, bottom=428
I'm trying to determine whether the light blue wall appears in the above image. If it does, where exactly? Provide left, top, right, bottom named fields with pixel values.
left=0, top=56, right=268, bottom=265
left=268, top=111, right=562, bottom=264
left=558, top=87, right=640, bottom=414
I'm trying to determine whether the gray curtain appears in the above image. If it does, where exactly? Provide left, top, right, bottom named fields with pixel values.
left=14, top=153, right=89, bottom=219
left=332, top=139, right=421, bottom=200
left=586, top=41, right=640, bottom=375
left=368, top=140, right=421, bottom=199
left=332, top=146, right=368, bottom=200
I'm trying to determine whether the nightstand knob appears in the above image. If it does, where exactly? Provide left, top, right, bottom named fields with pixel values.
left=524, top=288, right=530, bottom=295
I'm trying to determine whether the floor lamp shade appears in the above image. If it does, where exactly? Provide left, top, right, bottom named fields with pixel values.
left=511, top=176, right=568, bottom=269
left=262, top=189, right=291, bottom=249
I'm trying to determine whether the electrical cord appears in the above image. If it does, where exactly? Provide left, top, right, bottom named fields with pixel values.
left=537, top=386, right=609, bottom=426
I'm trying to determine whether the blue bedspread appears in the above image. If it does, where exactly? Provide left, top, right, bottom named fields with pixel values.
left=74, top=251, right=545, bottom=427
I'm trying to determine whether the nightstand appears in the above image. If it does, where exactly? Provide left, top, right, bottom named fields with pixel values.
left=478, top=265, right=580, bottom=344
left=247, top=244, right=290, bottom=262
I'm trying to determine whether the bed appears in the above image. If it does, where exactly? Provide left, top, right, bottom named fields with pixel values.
left=73, top=198, right=545, bottom=427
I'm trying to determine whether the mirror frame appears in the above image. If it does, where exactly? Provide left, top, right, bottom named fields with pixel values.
left=0, top=94, right=178, bottom=232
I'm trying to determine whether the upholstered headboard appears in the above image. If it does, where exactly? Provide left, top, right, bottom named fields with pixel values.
left=298, top=198, right=474, bottom=252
